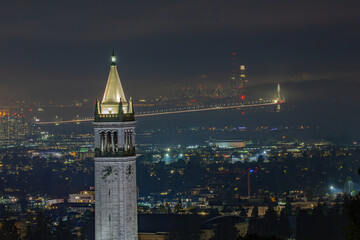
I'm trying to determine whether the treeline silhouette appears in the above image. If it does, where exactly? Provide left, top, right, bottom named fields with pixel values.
left=1, top=196, right=360, bottom=239
left=0, top=211, right=94, bottom=240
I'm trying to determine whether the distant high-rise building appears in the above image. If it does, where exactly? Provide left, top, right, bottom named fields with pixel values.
left=230, top=52, right=248, bottom=97
left=239, top=65, right=248, bottom=88
left=0, top=109, right=9, bottom=117
left=93, top=51, right=137, bottom=240
left=0, top=111, right=40, bottom=141
left=0, top=114, right=28, bottom=140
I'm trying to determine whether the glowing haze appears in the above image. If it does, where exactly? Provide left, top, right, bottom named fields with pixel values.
left=0, top=0, right=359, bottom=102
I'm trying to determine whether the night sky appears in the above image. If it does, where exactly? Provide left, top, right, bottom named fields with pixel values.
left=0, top=0, right=359, bottom=103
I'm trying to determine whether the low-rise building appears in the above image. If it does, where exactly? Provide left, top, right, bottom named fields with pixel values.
left=69, top=190, right=95, bottom=204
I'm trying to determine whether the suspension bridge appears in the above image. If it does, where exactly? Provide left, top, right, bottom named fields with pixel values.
left=36, top=84, right=284, bottom=125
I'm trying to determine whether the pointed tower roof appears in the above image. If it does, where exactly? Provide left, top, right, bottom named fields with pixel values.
left=101, top=51, right=127, bottom=105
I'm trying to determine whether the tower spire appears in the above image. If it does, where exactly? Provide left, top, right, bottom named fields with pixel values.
left=111, top=48, right=116, bottom=66
left=101, top=50, right=127, bottom=114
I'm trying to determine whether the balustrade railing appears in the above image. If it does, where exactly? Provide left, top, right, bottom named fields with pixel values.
left=94, top=113, right=135, bottom=122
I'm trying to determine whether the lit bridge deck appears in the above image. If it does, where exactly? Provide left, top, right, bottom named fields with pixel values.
left=36, top=100, right=283, bottom=125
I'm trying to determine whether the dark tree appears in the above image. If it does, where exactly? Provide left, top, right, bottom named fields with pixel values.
left=54, top=218, right=74, bottom=240
left=295, top=202, right=347, bottom=240
left=18, top=196, right=29, bottom=212
left=345, top=194, right=360, bottom=240
left=261, top=207, right=279, bottom=237
left=278, top=212, right=291, bottom=239
left=26, top=212, right=52, bottom=240
left=210, top=218, right=238, bottom=240
left=0, top=204, right=6, bottom=219
left=0, top=219, right=21, bottom=240
left=81, top=210, right=95, bottom=240
left=327, top=203, right=346, bottom=240
left=283, top=202, right=292, bottom=216
left=174, top=201, right=183, bottom=213
left=296, top=210, right=310, bottom=240
left=251, top=206, right=258, bottom=218
left=247, top=207, right=289, bottom=239
left=169, top=215, right=201, bottom=240
left=241, top=234, right=281, bottom=240
left=310, top=204, right=326, bottom=240
left=247, top=217, right=261, bottom=237
left=240, top=208, right=248, bottom=218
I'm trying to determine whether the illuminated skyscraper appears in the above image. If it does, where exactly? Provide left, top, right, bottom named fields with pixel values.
left=239, top=65, right=247, bottom=89
left=93, top=52, right=137, bottom=240
left=0, top=114, right=38, bottom=141
left=0, top=109, right=9, bottom=117
left=230, top=52, right=248, bottom=97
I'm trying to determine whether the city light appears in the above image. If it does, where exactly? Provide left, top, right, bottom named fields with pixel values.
left=0, top=1, right=358, bottom=239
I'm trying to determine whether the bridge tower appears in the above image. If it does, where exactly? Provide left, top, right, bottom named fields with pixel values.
left=274, top=83, right=284, bottom=112
left=93, top=51, right=137, bottom=240
left=194, top=85, right=208, bottom=97
left=213, top=85, right=227, bottom=97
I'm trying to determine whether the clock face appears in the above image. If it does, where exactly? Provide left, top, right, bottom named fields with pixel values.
left=102, top=166, right=117, bottom=183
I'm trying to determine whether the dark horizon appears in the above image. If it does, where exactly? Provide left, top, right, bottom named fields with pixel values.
left=0, top=0, right=359, bottom=103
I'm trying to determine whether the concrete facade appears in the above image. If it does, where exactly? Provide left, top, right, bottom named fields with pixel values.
left=94, top=121, right=138, bottom=240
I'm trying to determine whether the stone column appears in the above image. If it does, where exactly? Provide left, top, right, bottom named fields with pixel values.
left=107, top=132, right=111, bottom=152
left=99, top=132, right=102, bottom=151
left=114, top=131, right=118, bottom=151
left=100, top=132, right=104, bottom=152
left=129, top=130, right=133, bottom=149
left=105, top=132, right=109, bottom=152
left=127, top=130, right=131, bottom=150
left=117, top=130, right=122, bottom=150
left=124, top=131, right=128, bottom=151
left=111, top=132, right=115, bottom=152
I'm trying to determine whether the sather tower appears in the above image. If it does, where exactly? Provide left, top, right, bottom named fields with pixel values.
left=93, top=51, right=137, bottom=240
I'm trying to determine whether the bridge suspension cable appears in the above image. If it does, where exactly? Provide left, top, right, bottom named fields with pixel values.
left=36, top=100, right=283, bottom=125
